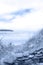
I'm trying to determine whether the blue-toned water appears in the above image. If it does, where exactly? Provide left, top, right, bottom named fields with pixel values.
left=0, top=29, right=43, bottom=65
left=0, top=31, right=35, bottom=46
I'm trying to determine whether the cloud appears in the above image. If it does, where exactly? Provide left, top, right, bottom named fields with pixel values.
left=0, top=0, right=43, bottom=31
left=10, top=9, right=32, bottom=15
left=0, top=8, right=33, bottom=22
left=11, top=10, right=43, bottom=31
left=0, top=10, right=43, bottom=31
left=0, top=0, right=43, bottom=14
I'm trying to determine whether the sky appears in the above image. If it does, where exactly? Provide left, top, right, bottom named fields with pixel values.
left=0, top=0, right=43, bottom=31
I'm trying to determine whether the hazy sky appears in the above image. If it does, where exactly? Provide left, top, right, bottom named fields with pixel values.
left=0, top=0, right=43, bottom=31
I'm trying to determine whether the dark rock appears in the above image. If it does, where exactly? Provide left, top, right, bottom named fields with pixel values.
left=4, top=62, right=15, bottom=65
left=0, top=29, right=13, bottom=32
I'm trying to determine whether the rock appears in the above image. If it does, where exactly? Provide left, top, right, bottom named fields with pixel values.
left=14, top=48, right=43, bottom=65
left=0, top=53, right=16, bottom=65
left=0, top=29, right=43, bottom=65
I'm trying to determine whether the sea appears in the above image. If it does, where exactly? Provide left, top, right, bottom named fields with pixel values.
left=0, top=30, right=35, bottom=46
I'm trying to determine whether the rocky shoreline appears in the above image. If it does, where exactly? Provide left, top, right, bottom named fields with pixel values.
left=0, top=48, right=43, bottom=65
left=0, top=29, right=43, bottom=65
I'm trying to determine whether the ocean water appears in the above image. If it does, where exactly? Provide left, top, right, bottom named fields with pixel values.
left=0, top=30, right=43, bottom=65
left=0, top=31, right=35, bottom=46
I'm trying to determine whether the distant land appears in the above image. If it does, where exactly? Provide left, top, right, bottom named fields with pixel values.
left=0, top=29, right=13, bottom=32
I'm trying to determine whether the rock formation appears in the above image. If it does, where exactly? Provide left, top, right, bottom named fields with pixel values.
left=0, top=29, right=43, bottom=65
